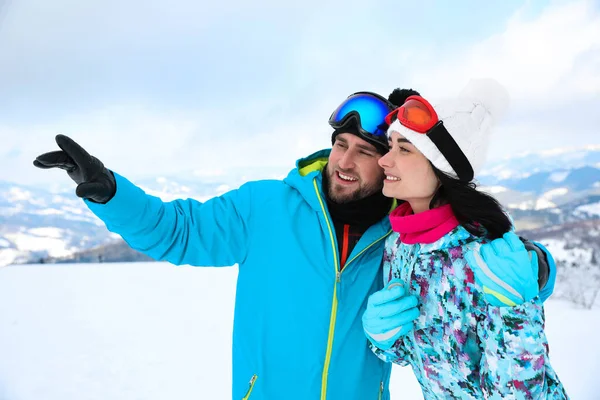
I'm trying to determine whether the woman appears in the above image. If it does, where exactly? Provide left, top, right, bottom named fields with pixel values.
left=362, top=79, right=568, bottom=399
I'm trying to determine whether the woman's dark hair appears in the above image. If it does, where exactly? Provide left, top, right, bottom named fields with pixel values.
left=429, top=164, right=512, bottom=240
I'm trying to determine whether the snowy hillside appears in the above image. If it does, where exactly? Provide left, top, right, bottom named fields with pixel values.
left=479, top=165, right=600, bottom=211
left=478, top=146, right=600, bottom=212
left=0, top=262, right=598, bottom=400
left=0, top=182, right=118, bottom=266
left=520, top=219, right=600, bottom=309
left=0, top=166, right=289, bottom=266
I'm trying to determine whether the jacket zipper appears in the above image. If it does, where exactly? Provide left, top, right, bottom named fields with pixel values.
left=241, top=374, right=257, bottom=400
left=378, top=381, right=384, bottom=400
left=313, top=180, right=392, bottom=400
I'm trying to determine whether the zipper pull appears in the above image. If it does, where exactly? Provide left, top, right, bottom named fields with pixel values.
left=336, top=271, right=341, bottom=282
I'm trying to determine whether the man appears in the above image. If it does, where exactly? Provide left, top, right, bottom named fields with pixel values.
left=34, top=89, right=555, bottom=400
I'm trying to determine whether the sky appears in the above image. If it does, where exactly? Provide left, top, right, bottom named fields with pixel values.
left=0, top=0, right=599, bottom=186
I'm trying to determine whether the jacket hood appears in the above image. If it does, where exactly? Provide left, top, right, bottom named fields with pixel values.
left=283, top=149, right=331, bottom=213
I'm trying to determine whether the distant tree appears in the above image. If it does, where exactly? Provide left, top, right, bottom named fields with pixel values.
left=561, top=259, right=600, bottom=310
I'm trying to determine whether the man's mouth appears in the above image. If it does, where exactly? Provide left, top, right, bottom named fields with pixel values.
left=335, top=171, right=359, bottom=184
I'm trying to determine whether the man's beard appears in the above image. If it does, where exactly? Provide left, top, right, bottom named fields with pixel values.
left=327, top=168, right=383, bottom=204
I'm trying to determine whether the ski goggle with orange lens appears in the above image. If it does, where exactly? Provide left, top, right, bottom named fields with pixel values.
left=385, top=95, right=474, bottom=182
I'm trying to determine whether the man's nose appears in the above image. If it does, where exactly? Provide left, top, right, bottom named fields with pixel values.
left=338, top=151, right=355, bottom=170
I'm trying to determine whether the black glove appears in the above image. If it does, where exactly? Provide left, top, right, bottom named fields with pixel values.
left=33, top=134, right=117, bottom=204
left=521, top=237, right=550, bottom=290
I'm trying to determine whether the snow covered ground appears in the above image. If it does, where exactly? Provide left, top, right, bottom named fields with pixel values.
left=0, top=262, right=597, bottom=399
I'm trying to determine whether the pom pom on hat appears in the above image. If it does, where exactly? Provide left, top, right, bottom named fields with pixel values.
left=458, top=78, right=510, bottom=124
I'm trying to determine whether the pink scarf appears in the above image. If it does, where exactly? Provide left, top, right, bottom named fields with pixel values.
left=389, top=202, right=459, bottom=244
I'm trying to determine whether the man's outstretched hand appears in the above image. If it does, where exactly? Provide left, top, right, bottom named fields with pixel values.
left=34, top=134, right=116, bottom=204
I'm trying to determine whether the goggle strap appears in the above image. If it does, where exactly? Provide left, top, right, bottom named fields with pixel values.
left=427, top=122, right=474, bottom=181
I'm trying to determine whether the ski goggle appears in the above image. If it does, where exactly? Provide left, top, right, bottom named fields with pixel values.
left=385, top=95, right=474, bottom=181
left=328, top=91, right=394, bottom=147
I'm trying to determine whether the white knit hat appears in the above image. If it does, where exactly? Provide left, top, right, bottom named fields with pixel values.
left=387, top=78, right=510, bottom=180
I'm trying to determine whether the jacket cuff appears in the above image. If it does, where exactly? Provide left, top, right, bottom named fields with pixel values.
left=84, top=172, right=149, bottom=223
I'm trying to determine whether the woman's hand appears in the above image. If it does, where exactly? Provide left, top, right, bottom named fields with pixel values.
left=466, top=232, right=539, bottom=307
left=362, top=279, right=420, bottom=350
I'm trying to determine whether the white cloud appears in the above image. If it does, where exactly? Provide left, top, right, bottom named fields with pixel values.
left=407, top=0, right=600, bottom=103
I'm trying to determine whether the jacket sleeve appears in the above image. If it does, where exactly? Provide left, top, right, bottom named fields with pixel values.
left=476, top=298, right=551, bottom=398
left=368, top=339, right=411, bottom=366
left=84, top=172, right=254, bottom=267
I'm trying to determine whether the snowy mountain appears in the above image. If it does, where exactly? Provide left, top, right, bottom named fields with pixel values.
left=0, top=182, right=116, bottom=266
left=475, top=146, right=600, bottom=229
left=1, top=146, right=598, bottom=266
left=479, top=144, right=600, bottom=207
left=479, top=144, right=600, bottom=182
left=0, top=166, right=289, bottom=266
left=480, top=165, right=600, bottom=212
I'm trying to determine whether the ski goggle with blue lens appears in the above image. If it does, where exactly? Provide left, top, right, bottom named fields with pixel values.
left=328, top=91, right=395, bottom=149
